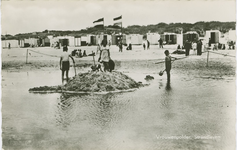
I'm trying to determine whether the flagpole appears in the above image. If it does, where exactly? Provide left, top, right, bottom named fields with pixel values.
left=103, top=18, right=105, bottom=34
left=121, top=16, right=123, bottom=44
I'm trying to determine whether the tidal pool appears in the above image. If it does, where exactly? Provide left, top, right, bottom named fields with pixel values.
left=2, top=70, right=235, bottom=150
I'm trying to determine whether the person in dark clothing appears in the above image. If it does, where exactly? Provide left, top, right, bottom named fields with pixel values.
left=184, top=40, right=191, bottom=56
left=197, top=40, right=203, bottom=55
left=147, top=40, right=150, bottom=49
left=158, top=38, right=163, bottom=48
left=83, top=50, right=87, bottom=57
left=118, top=40, right=123, bottom=52
left=208, top=38, right=211, bottom=47
left=164, top=50, right=176, bottom=83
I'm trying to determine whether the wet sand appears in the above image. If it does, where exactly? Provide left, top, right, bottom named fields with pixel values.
left=2, top=45, right=236, bottom=150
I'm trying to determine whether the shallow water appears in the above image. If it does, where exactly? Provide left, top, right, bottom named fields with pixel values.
left=2, top=70, right=235, bottom=150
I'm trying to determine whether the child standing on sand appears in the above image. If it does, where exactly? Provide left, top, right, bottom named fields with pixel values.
left=60, top=45, right=75, bottom=83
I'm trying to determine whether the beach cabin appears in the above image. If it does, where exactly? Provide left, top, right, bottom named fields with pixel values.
left=2, top=39, right=19, bottom=48
left=66, top=37, right=75, bottom=47
left=56, top=36, right=75, bottom=47
left=183, top=31, right=199, bottom=44
left=50, top=37, right=60, bottom=47
left=80, top=36, right=87, bottom=46
left=24, top=39, right=31, bottom=47
left=227, top=30, right=236, bottom=42
left=111, top=34, right=123, bottom=45
left=74, top=36, right=81, bottom=47
left=18, top=39, right=25, bottom=48
left=205, top=30, right=221, bottom=44
left=130, top=34, right=143, bottom=45
left=161, top=33, right=177, bottom=45
left=87, top=35, right=96, bottom=45
left=107, top=35, right=113, bottom=45
left=146, top=33, right=160, bottom=45
left=96, top=35, right=103, bottom=45
left=43, top=37, right=50, bottom=47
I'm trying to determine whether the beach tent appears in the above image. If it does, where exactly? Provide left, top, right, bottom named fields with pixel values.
left=2, top=39, right=19, bottom=48
left=146, top=33, right=160, bottom=45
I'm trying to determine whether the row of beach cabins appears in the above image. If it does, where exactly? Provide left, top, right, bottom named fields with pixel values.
left=2, top=30, right=235, bottom=49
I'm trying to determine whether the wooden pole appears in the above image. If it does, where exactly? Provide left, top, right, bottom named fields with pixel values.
left=92, top=51, right=96, bottom=66
left=206, top=51, right=209, bottom=67
left=26, top=49, right=28, bottom=64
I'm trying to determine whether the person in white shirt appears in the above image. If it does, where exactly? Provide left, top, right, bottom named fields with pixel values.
left=60, top=45, right=75, bottom=83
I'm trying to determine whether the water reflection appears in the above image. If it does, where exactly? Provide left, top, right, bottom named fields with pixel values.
left=91, top=93, right=120, bottom=130
left=55, top=93, right=77, bottom=128
left=54, top=92, right=121, bottom=130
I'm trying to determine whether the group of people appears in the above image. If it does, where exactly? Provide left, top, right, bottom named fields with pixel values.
left=60, top=38, right=115, bottom=83
left=71, top=49, right=87, bottom=58
left=184, top=39, right=203, bottom=56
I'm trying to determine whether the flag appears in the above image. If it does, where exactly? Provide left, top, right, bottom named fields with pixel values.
left=113, top=16, right=122, bottom=28
left=93, top=18, right=104, bottom=28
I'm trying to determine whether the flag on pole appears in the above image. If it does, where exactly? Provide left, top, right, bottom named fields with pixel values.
left=93, top=18, right=104, bottom=28
left=113, top=16, right=122, bottom=27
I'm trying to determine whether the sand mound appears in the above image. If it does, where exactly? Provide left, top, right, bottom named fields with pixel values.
left=29, top=71, right=143, bottom=93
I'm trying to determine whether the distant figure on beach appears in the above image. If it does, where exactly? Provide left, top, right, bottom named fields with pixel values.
left=8, top=43, right=11, bottom=49
left=83, top=50, right=87, bottom=57
left=143, top=40, right=147, bottom=50
left=192, top=42, right=197, bottom=55
left=99, top=39, right=111, bottom=72
left=158, top=38, right=163, bottom=48
left=197, top=40, right=203, bottom=55
left=118, top=40, right=123, bottom=52
left=213, top=43, right=218, bottom=51
left=184, top=40, right=191, bottom=56
left=147, top=40, right=150, bottom=49
left=208, top=38, right=211, bottom=47
left=60, top=45, right=75, bottom=83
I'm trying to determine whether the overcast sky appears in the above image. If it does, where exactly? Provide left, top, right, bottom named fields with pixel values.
left=1, top=0, right=236, bottom=35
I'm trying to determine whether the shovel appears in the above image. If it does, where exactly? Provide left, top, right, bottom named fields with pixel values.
left=73, top=62, right=77, bottom=76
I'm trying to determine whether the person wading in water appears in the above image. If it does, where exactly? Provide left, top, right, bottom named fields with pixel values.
left=60, top=45, right=75, bottom=83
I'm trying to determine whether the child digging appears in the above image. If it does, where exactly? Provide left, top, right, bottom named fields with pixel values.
left=60, top=45, right=75, bottom=83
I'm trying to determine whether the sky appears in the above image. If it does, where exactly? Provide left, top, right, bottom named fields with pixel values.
left=1, top=0, right=236, bottom=35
